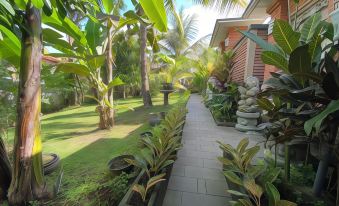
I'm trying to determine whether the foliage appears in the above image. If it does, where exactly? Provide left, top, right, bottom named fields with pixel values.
left=95, top=172, right=129, bottom=204
left=211, top=50, right=235, bottom=83
left=290, top=164, right=315, bottom=187
left=205, top=83, right=239, bottom=122
left=132, top=173, right=166, bottom=202
left=126, top=91, right=189, bottom=202
left=241, top=13, right=339, bottom=144
left=218, top=138, right=296, bottom=206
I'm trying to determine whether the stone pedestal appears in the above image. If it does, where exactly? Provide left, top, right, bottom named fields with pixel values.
left=160, top=90, right=174, bottom=105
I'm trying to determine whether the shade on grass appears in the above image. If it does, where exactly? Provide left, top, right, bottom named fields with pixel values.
left=6, top=93, right=182, bottom=204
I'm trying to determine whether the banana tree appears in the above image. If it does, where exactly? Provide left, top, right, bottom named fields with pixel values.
left=44, top=9, right=124, bottom=129
left=0, top=0, right=68, bottom=203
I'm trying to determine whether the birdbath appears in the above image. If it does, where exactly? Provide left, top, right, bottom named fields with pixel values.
left=160, top=90, right=174, bottom=105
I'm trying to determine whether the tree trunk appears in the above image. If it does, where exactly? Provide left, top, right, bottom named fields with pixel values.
left=105, top=20, right=114, bottom=128
left=139, top=20, right=153, bottom=107
left=8, top=5, right=48, bottom=204
left=0, top=137, right=11, bottom=200
left=97, top=105, right=110, bottom=130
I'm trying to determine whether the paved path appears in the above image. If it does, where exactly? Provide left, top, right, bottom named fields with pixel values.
left=163, top=94, right=263, bottom=206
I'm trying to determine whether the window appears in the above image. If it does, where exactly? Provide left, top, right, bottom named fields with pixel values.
left=335, top=0, right=339, bottom=10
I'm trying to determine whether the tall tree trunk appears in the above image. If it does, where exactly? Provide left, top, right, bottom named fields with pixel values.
left=8, top=5, right=47, bottom=204
left=0, top=137, right=11, bottom=200
left=139, top=20, right=153, bottom=107
left=105, top=20, right=114, bottom=128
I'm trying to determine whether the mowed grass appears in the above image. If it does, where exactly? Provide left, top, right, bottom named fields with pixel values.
left=6, top=93, right=182, bottom=204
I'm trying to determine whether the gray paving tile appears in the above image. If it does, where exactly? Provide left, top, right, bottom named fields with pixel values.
left=168, top=175, right=198, bottom=193
left=205, top=179, right=229, bottom=197
left=163, top=190, right=182, bottom=206
left=185, top=166, right=225, bottom=180
left=203, top=159, right=222, bottom=169
left=175, top=156, right=204, bottom=167
left=163, top=94, right=263, bottom=206
left=197, top=179, right=206, bottom=194
left=172, top=164, right=185, bottom=176
left=181, top=192, right=231, bottom=206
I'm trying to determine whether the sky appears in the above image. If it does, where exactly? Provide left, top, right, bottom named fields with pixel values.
left=124, top=0, right=245, bottom=43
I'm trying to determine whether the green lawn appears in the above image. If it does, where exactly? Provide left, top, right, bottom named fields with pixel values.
left=7, top=93, right=182, bottom=205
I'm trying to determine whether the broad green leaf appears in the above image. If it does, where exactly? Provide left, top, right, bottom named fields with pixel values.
left=261, top=51, right=289, bottom=72
left=239, top=30, right=280, bottom=53
left=32, top=0, right=44, bottom=8
left=56, top=63, right=90, bottom=77
left=288, top=45, right=311, bottom=84
left=257, top=98, right=275, bottom=111
left=43, top=11, right=87, bottom=48
left=84, top=95, right=100, bottom=103
left=300, top=12, right=321, bottom=43
left=0, top=25, right=21, bottom=49
left=102, top=0, right=114, bottom=14
left=265, top=182, right=280, bottom=206
left=0, top=39, right=20, bottom=67
left=140, top=0, right=168, bottom=32
left=87, top=55, right=105, bottom=69
left=227, top=190, right=248, bottom=197
left=14, top=0, right=27, bottom=9
left=305, top=100, right=339, bottom=135
left=0, top=0, right=15, bottom=15
left=273, top=19, right=300, bottom=54
left=243, top=178, right=263, bottom=199
left=107, top=77, right=124, bottom=89
left=85, top=19, right=101, bottom=54
left=224, top=171, right=243, bottom=186
left=147, top=28, right=160, bottom=52
left=308, top=34, right=322, bottom=62
left=236, top=138, right=249, bottom=154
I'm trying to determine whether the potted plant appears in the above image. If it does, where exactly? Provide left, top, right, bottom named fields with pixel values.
left=108, top=155, right=135, bottom=177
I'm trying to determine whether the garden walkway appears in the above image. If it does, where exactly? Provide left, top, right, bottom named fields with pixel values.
left=163, top=94, right=264, bottom=206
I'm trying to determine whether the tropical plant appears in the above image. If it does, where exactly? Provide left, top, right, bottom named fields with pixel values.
left=132, top=173, right=166, bottom=202
left=160, top=8, right=208, bottom=58
left=241, top=12, right=339, bottom=201
left=213, top=50, right=235, bottom=83
left=0, top=0, right=69, bottom=203
left=218, top=138, right=296, bottom=206
left=193, top=0, right=247, bottom=12
left=122, top=0, right=169, bottom=107
left=126, top=92, right=189, bottom=203
left=157, top=55, right=193, bottom=90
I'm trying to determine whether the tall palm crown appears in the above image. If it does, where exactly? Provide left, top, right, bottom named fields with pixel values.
left=161, top=9, right=203, bottom=57
left=193, top=0, right=248, bottom=11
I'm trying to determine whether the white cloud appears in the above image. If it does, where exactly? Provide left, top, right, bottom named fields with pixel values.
left=183, top=5, right=245, bottom=42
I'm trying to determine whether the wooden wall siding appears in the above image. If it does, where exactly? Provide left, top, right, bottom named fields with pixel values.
left=226, top=26, right=248, bottom=50
left=230, top=40, right=247, bottom=84
left=253, top=29, right=268, bottom=84
left=267, top=0, right=289, bottom=20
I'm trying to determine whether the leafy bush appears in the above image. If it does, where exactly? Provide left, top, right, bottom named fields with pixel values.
left=95, top=172, right=129, bottom=205
left=290, top=164, right=315, bottom=187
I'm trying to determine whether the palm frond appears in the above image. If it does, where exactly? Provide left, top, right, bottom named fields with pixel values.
left=192, top=0, right=248, bottom=12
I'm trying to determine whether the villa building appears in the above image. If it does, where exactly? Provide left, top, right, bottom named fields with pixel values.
left=210, top=0, right=339, bottom=84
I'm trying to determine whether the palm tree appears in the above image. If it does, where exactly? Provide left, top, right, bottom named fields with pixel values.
left=160, top=9, right=208, bottom=58
left=138, top=7, right=153, bottom=107
left=193, top=0, right=247, bottom=12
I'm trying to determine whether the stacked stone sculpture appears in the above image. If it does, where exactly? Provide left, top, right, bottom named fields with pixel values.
left=235, top=77, right=261, bottom=133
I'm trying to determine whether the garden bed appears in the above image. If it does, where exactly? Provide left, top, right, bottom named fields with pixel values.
left=209, top=108, right=235, bottom=127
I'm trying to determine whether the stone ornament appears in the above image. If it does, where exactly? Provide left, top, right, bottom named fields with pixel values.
left=235, top=77, right=261, bottom=133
